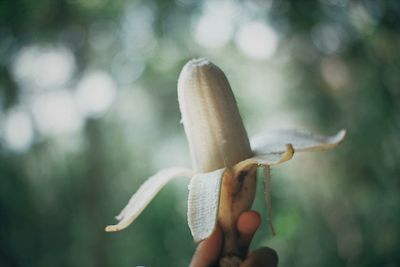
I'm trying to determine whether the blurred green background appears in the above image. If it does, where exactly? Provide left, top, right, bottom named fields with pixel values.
left=0, top=0, right=399, bottom=266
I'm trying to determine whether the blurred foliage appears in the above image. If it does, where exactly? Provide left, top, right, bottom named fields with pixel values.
left=1, top=0, right=399, bottom=266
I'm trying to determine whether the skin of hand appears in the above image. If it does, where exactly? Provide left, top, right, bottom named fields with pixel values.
left=190, top=211, right=278, bottom=267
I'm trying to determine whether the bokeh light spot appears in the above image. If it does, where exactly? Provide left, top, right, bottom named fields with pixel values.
left=235, top=21, right=278, bottom=60
left=193, top=1, right=237, bottom=49
left=111, top=52, right=145, bottom=85
left=12, top=46, right=75, bottom=90
left=32, top=90, right=83, bottom=136
left=75, top=71, right=117, bottom=118
left=4, top=109, right=34, bottom=151
left=311, top=24, right=346, bottom=54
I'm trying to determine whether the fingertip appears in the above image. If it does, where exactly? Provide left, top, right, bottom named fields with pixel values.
left=237, top=210, right=261, bottom=235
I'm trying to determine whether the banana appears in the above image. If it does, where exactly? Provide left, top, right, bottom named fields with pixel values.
left=106, top=58, right=346, bottom=267
left=180, top=59, right=262, bottom=265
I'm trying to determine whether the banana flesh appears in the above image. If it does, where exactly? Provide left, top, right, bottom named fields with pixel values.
left=177, top=58, right=253, bottom=173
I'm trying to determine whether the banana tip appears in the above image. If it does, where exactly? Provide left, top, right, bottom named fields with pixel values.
left=187, top=58, right=211, bottom=67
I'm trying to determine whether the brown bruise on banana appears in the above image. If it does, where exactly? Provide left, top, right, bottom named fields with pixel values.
left=218, top=162, right=258, bottom=262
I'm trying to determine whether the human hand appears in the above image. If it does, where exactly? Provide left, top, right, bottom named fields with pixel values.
left=190, top=210, right=278, bottom=267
